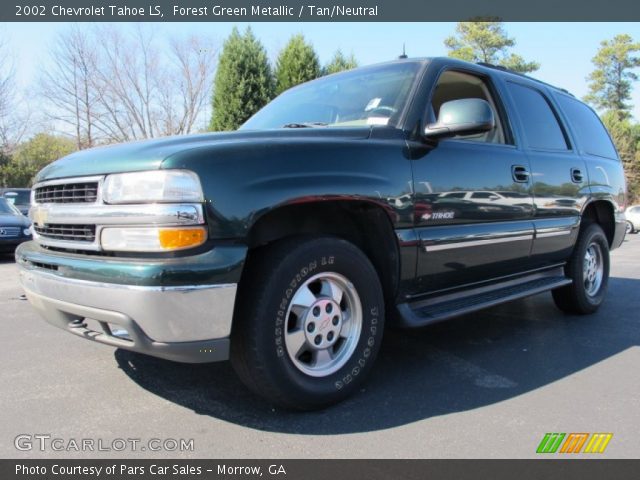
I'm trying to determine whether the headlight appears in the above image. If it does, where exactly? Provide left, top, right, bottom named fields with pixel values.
left=101, top=226, right=207, bottom=252
left=102, top=170, right=203, bottom=204
left=23, top=227, right=31, bottom=236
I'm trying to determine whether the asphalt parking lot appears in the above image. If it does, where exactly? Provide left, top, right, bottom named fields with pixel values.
left=1, top=235, right=639, bottom=459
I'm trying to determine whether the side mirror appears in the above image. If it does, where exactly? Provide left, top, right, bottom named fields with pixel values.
left=424, top=98, right=494, bottom=140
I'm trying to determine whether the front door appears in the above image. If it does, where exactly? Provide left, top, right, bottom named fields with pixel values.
left=410, top=69, right=535, bottom=294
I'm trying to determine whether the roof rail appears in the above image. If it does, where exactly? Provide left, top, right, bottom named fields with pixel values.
left=475, top=61, right=573, bottom=96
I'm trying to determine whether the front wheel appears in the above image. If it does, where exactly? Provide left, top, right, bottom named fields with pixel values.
left=231, top=237, right=385, bottom=410
left=552, top=223, right=610, bottom=314
left=626, top=221, right=635, bottom=235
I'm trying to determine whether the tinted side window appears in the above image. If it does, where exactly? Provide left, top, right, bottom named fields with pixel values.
left=555, top=94, right=618, bottom=160
left=507, top=82, right=568, bottom=150
left=471, top=192, right=493, bottom=199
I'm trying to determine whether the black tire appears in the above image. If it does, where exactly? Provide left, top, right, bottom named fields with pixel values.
left=552, top=223, right=610, bottom=314
left=230, top=236, right=385, bottom=410
left=626, top=221, right=635, bottom=235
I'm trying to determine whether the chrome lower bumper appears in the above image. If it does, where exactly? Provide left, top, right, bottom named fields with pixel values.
left=19, top=267, right=235, bottom=363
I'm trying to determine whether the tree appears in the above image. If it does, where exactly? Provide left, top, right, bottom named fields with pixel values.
left=210, top=27, right=273, bottom=131
left=40, top=25, right=217, bottom=145
left=274, top=34, right=320, bottom=94
left=323, top=50, right=358, bottom=75
left=444, top=21, right=539, bottom=73
left=39, top=26, right=98, bottom=149
left=601, top=112, right=640, bottom=203
left=0, top=37, right=28, bottom=156
left=584, top=34, right=640, bottom=119
left=0, top=133, right=75, bottom=187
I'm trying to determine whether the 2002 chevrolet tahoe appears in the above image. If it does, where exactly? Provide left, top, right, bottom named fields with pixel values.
left=17, top=58, right=627, bottom=409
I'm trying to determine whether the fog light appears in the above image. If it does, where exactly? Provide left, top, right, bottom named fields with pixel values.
left=101, top=226, right=207, bottom=252
left=108, top=324, right=132, bottom=341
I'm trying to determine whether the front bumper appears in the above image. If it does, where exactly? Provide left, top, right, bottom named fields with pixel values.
left=16, top=242, right=247, bottom=363
left=0, top=236, right=31, bottom=252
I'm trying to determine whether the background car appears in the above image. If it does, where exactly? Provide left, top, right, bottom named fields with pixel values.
left=0, top=188, right=32, bottom=216
left=626, top=205, right=640, bottom=234
left=0, top=198, right=32, bottom=253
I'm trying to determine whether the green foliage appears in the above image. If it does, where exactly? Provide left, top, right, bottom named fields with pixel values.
left=444, top=21, right=539, bottom=73
left=0, top=133, right=76, bottom=187
left=584, top=34, right=640, bottom=119
left=274, top=34, right=320, bottom=95
left=209, top=27, right=273, bottom=132
left=0, top=162, right=35, bottom=188
left=601, top=111, right=640, bottom=203
left=323, top=50, right=358, bottom=75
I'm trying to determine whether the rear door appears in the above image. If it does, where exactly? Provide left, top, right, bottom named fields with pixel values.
left=502, top=82, right=585, bottom=266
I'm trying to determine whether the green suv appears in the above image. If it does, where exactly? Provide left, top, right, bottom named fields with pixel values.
left=17, top=58, right=627, bottom=409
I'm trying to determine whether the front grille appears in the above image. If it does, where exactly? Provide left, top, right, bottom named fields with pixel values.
left=35, top=182, right=98, bottom=204
left=0, top=227, right=20, bottom=238
left=34, top=224, right=96, bottom=243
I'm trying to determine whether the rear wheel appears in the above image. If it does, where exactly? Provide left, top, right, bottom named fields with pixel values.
left=552, top=223, right=610, bottom=314
left=626, top=221, right=635, bottom=235
left=231, top=236, right=385, bottom=410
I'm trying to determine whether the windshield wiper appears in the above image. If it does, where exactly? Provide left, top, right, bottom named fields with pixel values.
left=282, top=122, right=329, bottom=128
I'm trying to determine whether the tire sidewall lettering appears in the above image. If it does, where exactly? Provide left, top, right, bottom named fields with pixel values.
left=272, top=253, right=382, bottom=390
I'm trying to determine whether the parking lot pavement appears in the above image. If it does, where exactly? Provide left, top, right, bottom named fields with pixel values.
left=1, top=235, right=639, bottom=459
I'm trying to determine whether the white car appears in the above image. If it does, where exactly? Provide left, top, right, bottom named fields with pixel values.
left=626, top=205, right=640, bottom=234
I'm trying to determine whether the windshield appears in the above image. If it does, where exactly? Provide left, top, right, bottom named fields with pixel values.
left=3, top=190, right=31, bottom=204
left=0, top=198, right=22, bottom=215
left=241, top=62, right=423, bottom=130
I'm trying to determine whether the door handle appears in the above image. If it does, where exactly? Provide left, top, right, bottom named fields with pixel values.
left=571, top=168, right=583, bottom=183
left=511, top=165, right=530, bottom=183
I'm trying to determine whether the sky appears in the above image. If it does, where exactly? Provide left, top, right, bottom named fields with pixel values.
left=2, top=22, right=640, bottom=125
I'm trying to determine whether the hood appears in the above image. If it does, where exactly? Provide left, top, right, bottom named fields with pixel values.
left=0, top=214, right=29, bottom=228
left=35, top=128, right=371, bottom=183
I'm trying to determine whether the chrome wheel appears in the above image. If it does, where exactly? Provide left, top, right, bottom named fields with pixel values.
left=583, top=242, right=604, bottom=297
left=284, top=272, right=362, bottom=377
left=626, top=221, right=633, bottom=235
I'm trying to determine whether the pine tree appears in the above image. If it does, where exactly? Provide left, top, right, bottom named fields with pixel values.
left=274, top=34, right=320, bottom=95
left=323, top=50, right=358, bottom=75
left=444, top=21, right=539, bottom=73
left=209, top=27, right=273, bottom=131
left=584, top=34, right=640, bottom=120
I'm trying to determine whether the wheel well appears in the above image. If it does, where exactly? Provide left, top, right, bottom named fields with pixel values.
left=246, top=201, right=400, bottom=302
left=582, top=201, right=615, bottom=246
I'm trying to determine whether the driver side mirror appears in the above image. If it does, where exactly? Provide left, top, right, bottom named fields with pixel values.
left=424, top=98, right=494, bottom=140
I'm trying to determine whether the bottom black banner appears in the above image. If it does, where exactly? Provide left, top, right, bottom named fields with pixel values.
left=1, top=459, right=639, bottom=480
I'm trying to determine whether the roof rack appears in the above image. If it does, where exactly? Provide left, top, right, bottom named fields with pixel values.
left=476, top=61, right=573, bottom=96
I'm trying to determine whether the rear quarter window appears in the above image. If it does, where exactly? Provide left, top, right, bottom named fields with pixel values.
left=555, top=94, right=618, bottom=160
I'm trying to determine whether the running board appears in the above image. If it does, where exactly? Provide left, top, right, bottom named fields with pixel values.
left=396, top=268, right=572, bottom=328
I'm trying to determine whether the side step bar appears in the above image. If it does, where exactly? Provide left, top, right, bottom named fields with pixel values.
left=396, top=268, right=572, bottom=328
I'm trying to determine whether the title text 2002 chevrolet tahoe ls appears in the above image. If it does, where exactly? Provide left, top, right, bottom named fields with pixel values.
left=17, top=58, right=627, bottom=409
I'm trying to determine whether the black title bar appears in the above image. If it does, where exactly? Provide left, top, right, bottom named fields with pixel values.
left=4, top=0, right=640, bottom=21
left=2, top=459, right=640, bottom=480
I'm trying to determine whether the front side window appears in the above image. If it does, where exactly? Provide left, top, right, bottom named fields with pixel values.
left=470, top=192, right=494, bottom=199
left=428, top=70, right=507, bottom=144
left=242, top=62, right=422, bottom=130
left=506, top=82, right=568, bottom=151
